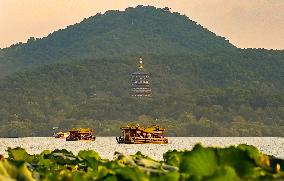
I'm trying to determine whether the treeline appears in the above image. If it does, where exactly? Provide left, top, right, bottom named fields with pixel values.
left=0, top=53, right=283, bottom=137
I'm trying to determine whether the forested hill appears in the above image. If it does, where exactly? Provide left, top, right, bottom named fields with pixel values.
left=0, top=5, right=235, bottom=76
left=0, top=6, right=284, bottom=137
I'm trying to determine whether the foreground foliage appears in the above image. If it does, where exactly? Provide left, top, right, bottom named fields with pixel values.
left=0, top=144, right=283, bottom=181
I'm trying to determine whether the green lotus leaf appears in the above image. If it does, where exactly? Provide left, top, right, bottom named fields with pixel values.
left=150, top=171, right=180, bottom=181
left=113, top=153, right=136, bottom=167
left=7, top=147, right=30, bottom=161
left=0, top=159, right=24, bottom=179
left=0, top=160, right=15, bottom=179
left=37, top=150, right=53, bottom=168
left=0, top=159, right=36, bottom=181
left=71, top=172, right=84, bottom=181
left=236, top=144, right=269, bottom=168
left=114, top=167, right=149, bottom=181
left=273, top=172, right=284, bottom=180
left=0, top=174, right=16, bottom=181
left=163, top=150, right=183, bottom=167
left=78, top=150, right=101, bottom=161
left=217, top=146, right=257, bottom=177
left=133, top=151, right=154, bottom=160
left=179, top=144, right=218, bottom=178
left=131, top=152, right=164, bottom=171
left=7, top=148, right=40, bottom=166
left=136, top=158, right=161, bottom=169
left=72, top=170, right=95, bottom=181
left=103, top=175, right=118, bottom=181
left=44, top=149, right=78, bottom=165
left=203, top=166, right=239, bottom=181
left=97, top=165, right=111, bottom=179
left=17, top=163, right=37, bottom=181
left=78, top=150, right=101, bottom=170
left=137, top=167, right=164, bottom=174
left=161, top=164, right=179, bottom=172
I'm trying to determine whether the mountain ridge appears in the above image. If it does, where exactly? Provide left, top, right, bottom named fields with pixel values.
left=0, top=5, right=236, bottom=76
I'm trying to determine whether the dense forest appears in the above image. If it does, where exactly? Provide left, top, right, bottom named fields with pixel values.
left=0, top=6, right=283, bottom=137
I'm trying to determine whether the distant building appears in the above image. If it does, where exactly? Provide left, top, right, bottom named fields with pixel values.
left=163, top=7, right=171, bottom=11
left=130, top=58, right=152, bottom=97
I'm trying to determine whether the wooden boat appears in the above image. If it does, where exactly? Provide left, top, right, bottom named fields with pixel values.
left=53, top=131, right=69, bottom=138
left=66, top=128, right=95, bottom=141
left=116, top=124, right=168, bottom=144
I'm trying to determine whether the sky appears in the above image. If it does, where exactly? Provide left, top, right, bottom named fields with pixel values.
left=0, top=0, right=283, bottom=49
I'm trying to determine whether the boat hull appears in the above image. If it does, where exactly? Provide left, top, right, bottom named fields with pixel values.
left=116, top=137, right=168, bottom=144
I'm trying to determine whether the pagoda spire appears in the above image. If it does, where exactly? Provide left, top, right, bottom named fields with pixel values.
left=130, top=58, right=152, bottom=97
left=138, top=57, right=144, bottom=69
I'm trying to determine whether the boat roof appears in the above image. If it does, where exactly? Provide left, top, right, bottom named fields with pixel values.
left=120, top=124, right=165, bottom=133
left=69, top=128, right=94, bottom=133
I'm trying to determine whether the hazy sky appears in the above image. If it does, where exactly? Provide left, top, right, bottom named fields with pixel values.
left=0, top=0, right=284, bottom=49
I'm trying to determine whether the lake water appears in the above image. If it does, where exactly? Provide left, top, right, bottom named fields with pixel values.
left=0, top=137, right=283, bottom=160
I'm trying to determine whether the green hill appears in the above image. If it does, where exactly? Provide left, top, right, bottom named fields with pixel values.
left=0, top=5, right=234, bottom=76
left=0, top=6, right=283, bottom=137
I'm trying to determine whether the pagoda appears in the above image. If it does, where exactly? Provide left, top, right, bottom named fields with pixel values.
left=130, top=58, right=152, bottom=97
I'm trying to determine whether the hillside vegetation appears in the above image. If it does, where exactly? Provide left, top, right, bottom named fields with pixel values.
left=0, top=6, right=234, bottom=76
left=0, top=6, right=283, bottom=137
